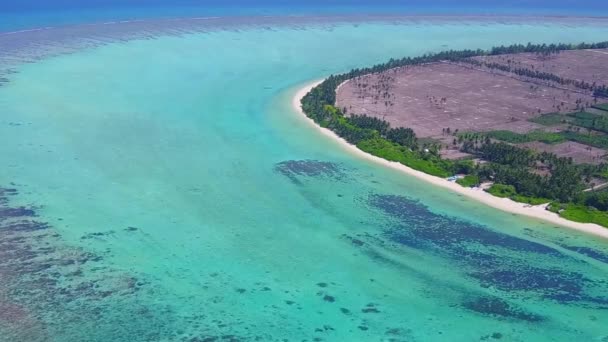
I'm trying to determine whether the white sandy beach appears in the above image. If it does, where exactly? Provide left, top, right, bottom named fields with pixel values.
left=292, top=80, right=608, bottom=239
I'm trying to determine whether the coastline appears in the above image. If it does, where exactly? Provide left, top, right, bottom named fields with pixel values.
left=292, top=80, right=608, bottom=239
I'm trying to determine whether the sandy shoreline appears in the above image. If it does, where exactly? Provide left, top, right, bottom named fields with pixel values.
left=292, top=80, right=608, bottom=239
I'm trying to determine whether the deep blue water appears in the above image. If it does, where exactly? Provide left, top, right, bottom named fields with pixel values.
left=1, top=0, right=607, bottom=32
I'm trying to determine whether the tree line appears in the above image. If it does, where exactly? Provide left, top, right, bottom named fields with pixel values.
left=595, top=85, right=608, bottom=98
left=460, top=58, right=608, bottom=98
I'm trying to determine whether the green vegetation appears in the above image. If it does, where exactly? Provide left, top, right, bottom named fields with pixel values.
left=529, top=113, right=568, bottom=126
left=569, top=111, right=600, bottom=121
left=531, top=111, right=608, bottom=133
left=357, top=138, right=450, bottom=177
left=487, top=42, right=608, bottom=55
left=487, top=184, right=549, bottom=205
left=300, top=41, right=608, bottom=228
left=530, top=111, right=603, bottom=128
left=482, top=127, right=608, bottom=149
left=485, top=130, right=565, bottom=144
left=593, top=103, right=608, bottom=111
left=387, top=127, right=417, bottom=149
left=456, top=175, right=480, bottom=187
left=447, top=136, right=586, bottom=203
left=581, top=189, right=608, bottom=211
left=561, top=131, right=608, bottom=149
left=558, top=204, right=608, bottom=227
left=487, top=184, right=517, bottom=198
left=511, top=195, right=551, bottom=205
left=565, top=111, right=608, bottom=134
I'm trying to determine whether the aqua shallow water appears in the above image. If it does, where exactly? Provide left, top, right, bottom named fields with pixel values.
left=1, top=17, right=608, bottom=341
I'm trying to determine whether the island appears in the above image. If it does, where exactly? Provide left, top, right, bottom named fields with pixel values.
left=299, top=41, right=608, bottom=234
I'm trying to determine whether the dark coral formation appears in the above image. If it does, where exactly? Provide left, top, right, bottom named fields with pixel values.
left=468, top=267, right=590, bottom=302
left=80, top=230, right=116, bottom=240
left=323, top=295, right=336, bottom=303
left=0, top=186, right=170, bottom=341
left=274, top=160, right=346, bottom=184
left=361, top=303, right=381, bottom=314
left=462, top=296, right=543, bottom=322
left=560, top=245, right=608, bottom=264
left=369, top=194, right=564, bottom=256
left=366, top=194, right=608, bottom=315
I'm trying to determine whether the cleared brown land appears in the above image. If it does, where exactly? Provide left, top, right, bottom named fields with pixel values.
left=520, top=141, right=607, bottom=165
left=336, top=62, right=594, bottom=140
left=439, top=149, right=472, bottom=160
left=472, top=49, right=608, bottom=86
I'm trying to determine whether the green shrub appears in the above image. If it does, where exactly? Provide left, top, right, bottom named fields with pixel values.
left=357, top=138, right=450, bottom=177
left=486, top=184, right=549, bottom=204
left=559, top=204, right=608, bottom=228
left=486, top=128, right=608, bottom=149
left=529, top=113, right=568, bottom=126
left=486, top=130, right=565, bottom=144
left=486, top=184, right=517, bottom=198
left=510, top=194, right=551, bottom=205
left=456, top=175, right=480, bottom=187
left=561, top=131, right=608, bottom=149
left=567, top=111, right=600, bottom=121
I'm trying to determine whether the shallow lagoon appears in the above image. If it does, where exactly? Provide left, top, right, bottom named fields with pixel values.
left=1, top=17, right=608, bottom=341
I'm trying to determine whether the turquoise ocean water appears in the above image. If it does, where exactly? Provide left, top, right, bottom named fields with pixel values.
left=1, top=15, right=608, bottom=341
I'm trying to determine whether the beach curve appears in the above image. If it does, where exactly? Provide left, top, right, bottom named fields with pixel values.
left=292, top=80, right=608, bottom=239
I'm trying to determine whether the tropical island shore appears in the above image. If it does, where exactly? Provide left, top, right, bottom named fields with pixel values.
left=293, top=81, right=608, bottom=239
